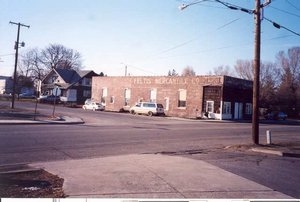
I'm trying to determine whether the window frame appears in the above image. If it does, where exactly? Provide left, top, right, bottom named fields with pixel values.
left=178, top=89, right=187, bottom=108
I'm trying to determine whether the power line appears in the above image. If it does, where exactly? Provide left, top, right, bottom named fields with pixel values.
left=152, top=33, right=295, bottom=60
left=263, top=17, right=300, bottom=37
left=286, top=0, right=300, bottom=11
left=152, top=17, right=241, bottom=56
left=121, top=63, right=158, bottom=76
left=179, top=0, right=229, bottom=10
left=214, top=0, right=254, bottom=14
left=269, top=5, right=300, bottom=18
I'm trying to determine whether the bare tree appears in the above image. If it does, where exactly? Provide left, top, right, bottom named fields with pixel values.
left=40, top=44, right=82, bottom=70
left=234, top=60, right=254, bottom=80
left=19, top=44, right=83, bottom=79
left=17, top=44, right=83, bottom=95
left=259, top=62, right=280, bottom=107
left=209, top=65, right=235, bottom=76
left=20, top=48, right=46, bottom=80
left=233, top=59, right=280, bottom=109
left=181, top=66, right=196, bottom=76
left=167, top=69, right=179, bottom=76
left=276, top=47, right=300, bottom=116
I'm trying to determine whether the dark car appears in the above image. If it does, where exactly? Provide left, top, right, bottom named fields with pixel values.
left=37, top=95, right=60, bottom=103
left=264, top=111, right=287, bottom=120
left=18, top=93, right=36, bottom=99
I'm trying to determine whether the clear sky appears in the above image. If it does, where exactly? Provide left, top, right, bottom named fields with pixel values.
left=0, top=0, right=299, bottom=77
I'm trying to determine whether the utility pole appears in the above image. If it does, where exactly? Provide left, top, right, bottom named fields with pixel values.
left=252, top=0, right=261, bottom=144
left=252, top=0, right=271, bottom=144
left=179, top=0, right=271, bottom=145
left=9, top=21, right=30, bottom=109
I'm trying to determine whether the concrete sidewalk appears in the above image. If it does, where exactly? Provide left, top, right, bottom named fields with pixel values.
left=31, top=154, right=292, bottom=199
left=0, top=115, right=84, bottom=125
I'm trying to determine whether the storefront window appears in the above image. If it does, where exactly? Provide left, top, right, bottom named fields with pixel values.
left=246, top=103, right=252, bottom=114
left=223, top=102, right=231, bottom=114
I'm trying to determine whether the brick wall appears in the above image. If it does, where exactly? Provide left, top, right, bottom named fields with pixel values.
left=92, top=75, right=229, bottom=118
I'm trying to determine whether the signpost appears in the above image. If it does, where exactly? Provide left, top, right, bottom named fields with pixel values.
left=52, top=86, right=61, bottom=117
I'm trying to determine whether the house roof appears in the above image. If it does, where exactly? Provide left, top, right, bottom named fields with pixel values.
left=42, top=68, right=98, bottom=89
left=55, top=69, right=81, bottom=84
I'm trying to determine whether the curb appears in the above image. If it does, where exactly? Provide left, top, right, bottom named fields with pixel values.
left=0, top=116, right=84, bottom=125
left=0, top=164, right=42, bottom=174
left=251, top=148, right=300, bottom=158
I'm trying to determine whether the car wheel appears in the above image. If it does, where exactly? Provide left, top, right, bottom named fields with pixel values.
left=148, top=111, right=153, bottom=116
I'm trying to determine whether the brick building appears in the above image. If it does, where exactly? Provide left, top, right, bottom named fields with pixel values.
left=92, top=75, right=253, bottom=120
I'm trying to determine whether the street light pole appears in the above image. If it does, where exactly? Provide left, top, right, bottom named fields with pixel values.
left=9, top=21, right=30, bottom=109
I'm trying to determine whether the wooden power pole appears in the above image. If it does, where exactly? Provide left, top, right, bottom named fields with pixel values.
left=9, top=21, right=30, bottom=109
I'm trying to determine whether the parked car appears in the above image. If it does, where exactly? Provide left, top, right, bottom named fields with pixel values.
left=18, top=92, right=36, bottom=99
left=37, top=95, right=60, bottom=103
left=130, top=102, right=165, bottom=116
left=264, top=111, right=287, bottom=120
left=82, top=99, right=105, bottom=111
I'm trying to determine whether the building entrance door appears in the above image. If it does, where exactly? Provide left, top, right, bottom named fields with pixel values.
left=234, top=102, right=243, bottom=119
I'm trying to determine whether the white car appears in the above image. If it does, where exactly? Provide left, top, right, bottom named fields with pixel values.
left=82, top=101, right=105, bottom=111
left=130, top=102, right=165, bottom=116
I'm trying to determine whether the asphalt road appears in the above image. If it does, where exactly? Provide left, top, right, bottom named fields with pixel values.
left=1, top=101, right=300, bottom=198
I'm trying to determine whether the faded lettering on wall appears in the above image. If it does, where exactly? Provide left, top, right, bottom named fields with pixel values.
left=132, top=77, right=222, bottom=85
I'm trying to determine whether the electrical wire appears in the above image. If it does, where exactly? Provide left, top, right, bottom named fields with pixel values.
left=269, top=5, right=300, bottom=18
left=263, top=17, right=300, bottom=37
left=286, top=0, right=300, bottom=11
left=120, top=17, right=242, bottom=74
left=214, top=0, right=253, bottom=14
left=121, top=63, right=158, bottom=76
left=153, top=17, right=241, bottom=56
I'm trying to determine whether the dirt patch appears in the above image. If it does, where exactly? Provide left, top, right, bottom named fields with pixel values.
left=0, top=169, right=66, bottom=198
left=224, top=144, right=254, bottom=151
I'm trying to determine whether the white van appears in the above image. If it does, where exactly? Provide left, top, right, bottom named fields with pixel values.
left=130, top=102, right=165, bottom=116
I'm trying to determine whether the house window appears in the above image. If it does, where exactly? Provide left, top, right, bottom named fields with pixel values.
left=223, top=102, right=231, bottom=114
left=206, top=101, right=214, bottom=113
left=83, top=78, right=92, bottom=86
left=178, top=89, right=186, bottom=108
left=102, top=87, right=108, bottom=97
left=246, top=103, right=252, bottom=115
left=150, top=88, right=157, bottom=103
left=101, top=87, right=108, bottom=105
left=124, top=88, right=131, bottom=106
left=51, top=76, right=58, bottom=83
left=164, top=97, right=169, bottom=111
left=110, top=96, right=115, bottom=104
left=83, top=90, right=91, bottom=97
